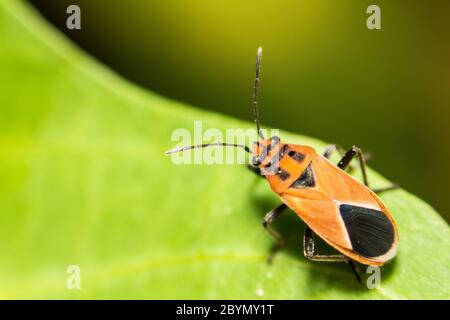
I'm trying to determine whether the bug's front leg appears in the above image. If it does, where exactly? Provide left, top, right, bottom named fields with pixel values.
left=337, top=146, right=369, bottom=186
left=324, top=144, right=373, bottom=162
left=323, top=144, right=358, bottom=173
left=303, top=226, right=361, bottom=282
left=337, top=146, right=399, bottom=193
left=372, top=183, right=400, bottom=194
left=323, top=144, right=346, bottom=159
left=262, top=203, right=288, bottom=263
left=247, top=164, right=262, bottom=177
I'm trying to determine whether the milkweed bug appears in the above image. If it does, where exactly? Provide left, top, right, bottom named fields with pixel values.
left=166, top=47, right=399, bottom=281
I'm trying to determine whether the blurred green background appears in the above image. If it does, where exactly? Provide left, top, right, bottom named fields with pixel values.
left=28, top=0, right=450, bottom=221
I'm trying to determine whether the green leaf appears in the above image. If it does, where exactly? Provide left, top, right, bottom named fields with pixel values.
left=0, top=0, right=448, bottom=299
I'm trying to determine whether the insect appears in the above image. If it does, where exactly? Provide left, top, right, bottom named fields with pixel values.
left=166, top=47, right=399, bottom=281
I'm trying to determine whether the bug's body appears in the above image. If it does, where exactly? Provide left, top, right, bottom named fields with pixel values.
left=253, top=138, right=398, bottom=266
left=166, top=47, right=399, bottom=279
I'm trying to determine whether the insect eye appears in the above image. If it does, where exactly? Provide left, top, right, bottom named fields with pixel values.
left=288, top=150, right=305, bottom=162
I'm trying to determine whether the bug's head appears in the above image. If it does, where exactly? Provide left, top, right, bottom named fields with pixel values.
left=252, top=136, right=281, bottom=167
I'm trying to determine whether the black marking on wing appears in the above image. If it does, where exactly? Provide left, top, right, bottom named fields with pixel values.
left=340, top=204, right=395, bottom=258
left=291, top=163, right=315, bottom=188
left=288, top=150, right=305, bottom=162
left=277, top=169, right=290, bottom=181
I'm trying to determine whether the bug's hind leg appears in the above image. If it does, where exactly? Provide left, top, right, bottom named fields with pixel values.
left=347, top=261, right=361, bottom=283
left=337, top=146, right=369, bottom=187
left=262, top=204, right=288, bottom=264
left=303, top=226, right=348, bottom=262
left=303, top=226, right=361, bottom=282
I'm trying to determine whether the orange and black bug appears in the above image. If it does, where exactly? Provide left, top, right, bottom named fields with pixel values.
left=166, top=48, right=399, bottom=281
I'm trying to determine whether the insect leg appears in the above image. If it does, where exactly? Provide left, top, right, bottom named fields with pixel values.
left=372, top=183, right=400, bottom=194
left=337, top=146, right=369, bottom=187
left=323, top=144, right=357, bottom=173
left=303, top=226, right=348, bottom=262
left=247, top=164, right=262, bottom=177
left=303, top=226, right=361, bottom=282
left=262, top=203, right=288, bottom=263
left=348, top=261, right=362, bottom=283
left=324, top=144, right=373, bottom=161
left=323, top=144, right=345, bottom=159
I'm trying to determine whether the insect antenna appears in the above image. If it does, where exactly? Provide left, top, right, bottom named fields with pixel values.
left=165, top=142, right=251, bottom=155
left=165, top=48, right=266, bottom=156
left=253, top=47, right=265, bottom=140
